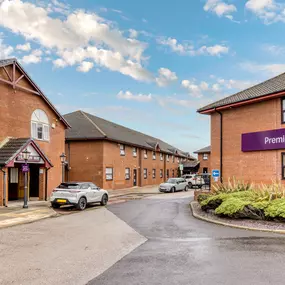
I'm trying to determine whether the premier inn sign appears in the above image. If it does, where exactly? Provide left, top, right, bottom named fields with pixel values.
left=242, top=128, right=285, bottom=152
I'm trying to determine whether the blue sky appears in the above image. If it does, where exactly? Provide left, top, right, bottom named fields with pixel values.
left=1, top=0, right=285, bottom=155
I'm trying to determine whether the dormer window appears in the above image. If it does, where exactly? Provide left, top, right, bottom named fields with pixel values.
left=120, top=144, right=125, bottom=156
left=133, top=147, right=137, bottom=157
left=31, top=109, right=49, bottom=141
left=153, top=151, right=156, bottom=160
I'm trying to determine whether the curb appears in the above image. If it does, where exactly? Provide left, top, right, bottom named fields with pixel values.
left=190, top=201, right=285, bottom=235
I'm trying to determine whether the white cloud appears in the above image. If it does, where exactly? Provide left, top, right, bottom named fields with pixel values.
left=16, top=42, right=31, bottom=51
left=204, top=0, right=237, bottom=18
left=21, top=49, right=42, bottom=64
left=181, top=80, right=204, bottom=98
left=117, top=91, right=152, bottom=102
left=245, top=0, right=285, bottom=24
left=129, top=29, right=138, bottom=39
left=240, top=62, right=285, bottom=76
left=157, top=37, right=229, bottom=57
left=0, top=39, right=13, bottom=59
left=76, top=61, right=94, bottom=72
left=156, top=68, right=178, bottom=87
left=0, top=0, right=153, bottom=82
left=262, top=44, right=285, bottom=55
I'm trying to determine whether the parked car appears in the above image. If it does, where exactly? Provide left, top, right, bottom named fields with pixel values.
left=182, top=174, right=205, bottom=188
left=159, top=178, right=189, bottom=193
left=50, top=182, right=109, bottom=210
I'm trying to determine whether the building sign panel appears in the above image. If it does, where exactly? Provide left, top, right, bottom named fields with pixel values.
left=242, top=128, right=285, bottom=152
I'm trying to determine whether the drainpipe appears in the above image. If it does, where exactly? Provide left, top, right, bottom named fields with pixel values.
left=0, top=167, right=7, bottom=207
left=45, top=168, right=50, bottom=201
left=67, top=141, right=71, bottom=182
left=215, top=109, right=223, bottom=183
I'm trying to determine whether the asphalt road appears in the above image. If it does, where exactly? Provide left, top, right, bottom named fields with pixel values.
left=88, top=192, right=285, bottom=285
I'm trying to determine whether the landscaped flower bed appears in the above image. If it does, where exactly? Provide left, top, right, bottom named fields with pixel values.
left=197, top=179, right=285, bottom=221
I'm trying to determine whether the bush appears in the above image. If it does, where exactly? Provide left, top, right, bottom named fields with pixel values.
left=215, top=197, right=250, bottom=216
left=197, top=194, right=211, bottom=203
left=264, top=199, right=285, bottom=219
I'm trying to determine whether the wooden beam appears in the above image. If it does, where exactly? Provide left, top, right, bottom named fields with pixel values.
left=3, top=67, right=12, bottom=82
left=0, top=77, right=40, bottom=95
left=13, top=62, right=16, bottom=89
left=15, top=75, right=25, bottom=85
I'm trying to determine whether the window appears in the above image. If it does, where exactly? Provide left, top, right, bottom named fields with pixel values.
left=133, top=147, right=137, bottom=157
left=172, top=155, right=174, bottom=163
left=172, top=169, right=175, bottom=177
left=203, top=167, right=208, bottom=174
left=106, top=167, right=113, bottom=181
left=167, top=155, right=169, bottom=162
left=160, top=169, right=163, bottom=178
left=31, top=109, right=49, bottom=141
left=203, top=153, right=208, bottom=160
left=144, top=168, right=147, bottom=179
left=10, top=168, right=18, bottom=183
left=152, top=169, right=156, bottom=178
left=160, top=153, right=163, bottom=161
left=120, top=144, right=125, bottom=156
left=166, top=169, right=169, bottom=178
left=153, top=151, right=156, bottom=160
left=125, top=168, right=130, bottom=180
left=177, top=157, right=180, bottom=163
left=282, top=153, right=285, bottom=179
left=282, top=98, right=285, bottom=123
left=144, top=150, right=148, bottom=159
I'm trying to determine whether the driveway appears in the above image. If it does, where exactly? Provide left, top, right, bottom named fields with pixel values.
left=88, top=192, right=285, bottom=285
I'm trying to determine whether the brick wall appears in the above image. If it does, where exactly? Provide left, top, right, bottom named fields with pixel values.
left=210, top=98, right=283, bottom=184
left=0, top=65, right=66, bottom=204
left=198, top=153, right=211, bottom=173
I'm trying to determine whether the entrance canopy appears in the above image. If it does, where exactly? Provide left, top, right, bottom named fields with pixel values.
left=0, top=138, right=53, bottom=168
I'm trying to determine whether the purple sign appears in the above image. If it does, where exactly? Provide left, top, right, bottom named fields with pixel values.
left=22, top=164, right=29, bottom=173
left=242, top=128, right=285, bottom=152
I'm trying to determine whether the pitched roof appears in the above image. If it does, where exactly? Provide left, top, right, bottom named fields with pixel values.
left=0, top=58, right=70, bottom=128
left=64, top=110, right=189, bottom=157
left=182, top=160, right=200, bottom=168
left=0, top=138, right=53, bottom=167
left=194, top=145, right=211, bottom=154
left=198, top=72, right=285, bottom=113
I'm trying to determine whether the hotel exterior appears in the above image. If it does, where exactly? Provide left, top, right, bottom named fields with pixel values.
left=64, top=111, right=193, bottom=190
left=198, top=72, right=285, bottom=185
left=0, top=58, right=69, bottom=206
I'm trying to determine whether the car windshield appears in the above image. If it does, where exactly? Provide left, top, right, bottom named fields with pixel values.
left=57, top=183, right=80, bottom=189
left=167, top=179, right=177, bottom=183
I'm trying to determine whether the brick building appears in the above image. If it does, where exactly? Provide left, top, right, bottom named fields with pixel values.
left=64, top=111, right=192, bottom=190
left=0, top=58, right=69, bottom=206
left=194, top=145, right=211, bottom=174
left=198, top=72, right=285, bottom=184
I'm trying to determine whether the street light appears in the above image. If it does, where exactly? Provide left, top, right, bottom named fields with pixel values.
left=60, top=152, right=66, bottom=183
left=22, top=149, right=30, bottom=209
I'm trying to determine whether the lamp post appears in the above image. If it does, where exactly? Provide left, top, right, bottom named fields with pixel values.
left=22, top=149, right=30, bottom=209
left=60, top=153, right=66, bottom=183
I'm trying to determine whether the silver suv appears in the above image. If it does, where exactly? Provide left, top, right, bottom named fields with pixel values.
left=182, top=174, right=205, bottom=188
left=50, top=182, right=109, bottom=210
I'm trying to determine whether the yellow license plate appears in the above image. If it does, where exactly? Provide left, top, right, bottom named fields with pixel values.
left=57, top=199, right=67, bottom=203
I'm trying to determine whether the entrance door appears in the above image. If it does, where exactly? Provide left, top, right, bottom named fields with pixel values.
left=29, top=164, right=39, bottom=197
left=8, top=168, right=19, bottom=200
left=133, top=169, right=137, bottom=186
left=203, top=167, right=208, bottom=173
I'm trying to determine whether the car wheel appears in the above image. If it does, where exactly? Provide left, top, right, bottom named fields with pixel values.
left=100, top=194, right=108, bottom=206
left=51, top=203, right=60, bottom=209
left=76, top=197, right=87, bottom=211
left=171, top=187, right=175, bottom=193
left=184, top=185, right=189, bottom=192
left=188, top=182, right=193, bottom=188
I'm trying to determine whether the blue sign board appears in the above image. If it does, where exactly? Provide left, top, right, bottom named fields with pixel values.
left=212, top=169, right=220, bottom=178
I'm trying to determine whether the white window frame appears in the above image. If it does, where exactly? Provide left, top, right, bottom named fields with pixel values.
left=160, top=153, right=163, bottom=161
left=133, top=147, right=137, bottom=157
left=31, top=109, right=50, bottom=142
left=106, top=167, right=113, bottom=181
left=160, top=169, right=163, bottom=178
left=152, top=151, right=156, bottom=160
left=152, top=169, right=156, bottom=179
left=203, top=153, right=208, bottom=160
left=143, top=168, right=147, bottom=179
left=125, top=168, right=130, bottom=180
left=120, top=144, right=125, bottom=156
left=172, top=155, right=175, bottom=163
left=144, top=150, right=148, bottom=159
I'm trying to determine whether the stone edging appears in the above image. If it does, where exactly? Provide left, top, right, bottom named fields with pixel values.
left=190, top=201, right=285, bottom=234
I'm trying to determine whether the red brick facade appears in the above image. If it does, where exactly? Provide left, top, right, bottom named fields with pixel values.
left=197, top=153, right=211, bottom=174
left=0, top=62, right=67, bottom=206
left=66, top=140, right=183, bottom=190
left=210, top=98, right=285, bottom=184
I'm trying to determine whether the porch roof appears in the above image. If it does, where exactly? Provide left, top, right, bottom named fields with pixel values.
left=0, top=138, right=53, bottom=168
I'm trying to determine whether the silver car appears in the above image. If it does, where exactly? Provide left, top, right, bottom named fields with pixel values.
left=50, top=182, right=109, bottom=210
left=159, top=178, right=189, bottom=193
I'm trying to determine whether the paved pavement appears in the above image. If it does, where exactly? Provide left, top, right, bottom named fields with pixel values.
left=0, top=207, right=146, bottom=285
left=89, top=191, right=285, bottom=285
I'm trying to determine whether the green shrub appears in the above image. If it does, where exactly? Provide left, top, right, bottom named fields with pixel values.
left=212, top=178, right=253, bottom=194
left=264, top=199, right=285, bottom=218
left=200, top=193, right=228, bottom=207
left=197, top=194, right=211, bottom=203
left=251, top=201, right=270, bottom=210
left=215, top=198, right=251, bottom=216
